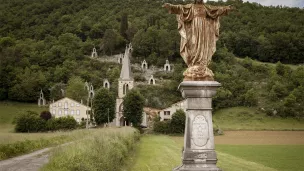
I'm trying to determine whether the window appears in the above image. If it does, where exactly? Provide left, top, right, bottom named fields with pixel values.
left=76, top=103, right=80, bottom=107
left=164, top=111, right=170, bottom=116
left=58, top=102, right=62, bottom=107
left=76, top=110, right=80, bottom=115
left=70, top=110, right=74, bottom=115
left=53, top=103, right=56, bottom=107
left=58, top=110, right=62, bottom=115
left=64, top=110, right=68, bottom=115
left=71, top=103, right=74, bottom=107
left=64, top=102, right=68, bottom=108
left=52, top=110, right=56, bottom=115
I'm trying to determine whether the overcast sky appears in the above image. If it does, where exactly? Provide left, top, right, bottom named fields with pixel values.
left=208, top=0, right=304, bottom=8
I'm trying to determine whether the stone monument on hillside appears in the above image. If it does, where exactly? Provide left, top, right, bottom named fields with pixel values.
left=163, top=0, right=234, bottom=170
left=91, top=47, right=98, bottom=58
left=38, top=89, right=46, bottom=107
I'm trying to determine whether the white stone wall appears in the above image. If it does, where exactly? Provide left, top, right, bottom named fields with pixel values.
left=159, top=100, right=187, bottom=121
left=49, top=97, right=90, bottom=123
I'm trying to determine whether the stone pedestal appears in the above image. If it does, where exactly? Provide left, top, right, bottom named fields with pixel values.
left=173, top=81, right=222, bottom=171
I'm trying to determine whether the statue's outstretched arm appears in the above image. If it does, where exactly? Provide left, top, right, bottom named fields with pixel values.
left=162, top=3, right=183, bottom=14
left=206, top=5, right=235, bottom=18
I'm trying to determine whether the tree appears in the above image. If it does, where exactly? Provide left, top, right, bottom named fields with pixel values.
left=93, top=88, right=115, bottom=125
left=65, top=76, right=87, bottom=102
left=50, top=83, right=66, bottom=101
left=123, top=90, right=145, bottom=128
left=120, top=12, right=128, bottom=40
left=170, top=109, right=186, bottom=134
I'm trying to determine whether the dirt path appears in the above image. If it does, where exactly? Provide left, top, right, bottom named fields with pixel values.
left=0, top=148, right=50, bottom=171
left=0, top=142, right=73, bottom=171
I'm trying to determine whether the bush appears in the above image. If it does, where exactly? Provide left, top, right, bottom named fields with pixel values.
left=15, top=111, right=46, bottom=133
left=170, top=110, right=186, bottom=134
left=153, top=110, right=185, bottom=134
left=15, top=111, right=77, bottom=132
left=153, top=121, right=171, bottom=134
left=40, top=111, right=52, bottom=121
left=47, top=116, right=78, bottom=131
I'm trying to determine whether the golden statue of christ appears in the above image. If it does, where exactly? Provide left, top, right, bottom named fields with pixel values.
left=163, top=0, right=234, bottom=81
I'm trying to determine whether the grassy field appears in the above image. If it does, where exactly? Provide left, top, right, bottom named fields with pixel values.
left=213, top=107, right=304, bottom=131
left=0, top=129, right=101, bottom=160
left=42, top=127, right=139, bottom=171
left=0, top=101, right=47, bottom=133
left=125, top=135, right=304, bottom=171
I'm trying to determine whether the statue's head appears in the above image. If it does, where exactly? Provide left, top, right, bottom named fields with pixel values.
left=194, top=0, right=204, bottom=4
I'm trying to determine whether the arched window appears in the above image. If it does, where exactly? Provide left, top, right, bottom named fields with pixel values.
left=105, top=83, right=108, bottom=88
left=150, top=79, right=153, bottom=85
left=123, top=84, right=126, bottom=95
left=126, top=84, right=129, bottom=93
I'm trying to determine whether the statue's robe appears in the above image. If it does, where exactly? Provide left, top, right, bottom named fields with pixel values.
left=168, top=3, right=230, bottom=79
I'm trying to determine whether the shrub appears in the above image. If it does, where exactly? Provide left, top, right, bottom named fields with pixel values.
left=15, top=111, right=46, bottom=133
left=170, top=110, right=186, bottom=134
left=49, top=116, right=78, bottom=131
left=40, top=111, right=52, bottom=121
left=153, top=121, right=171, bottom=134
left=15, top=111, right=77, bottom=132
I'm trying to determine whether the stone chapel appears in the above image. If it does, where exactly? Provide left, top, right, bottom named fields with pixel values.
left=114, top=43, right=147, bottom=127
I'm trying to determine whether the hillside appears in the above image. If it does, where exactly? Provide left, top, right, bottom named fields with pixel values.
left=0, top=0, right=303, bottom=118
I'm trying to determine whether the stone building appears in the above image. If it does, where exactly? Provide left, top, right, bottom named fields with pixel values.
left=159, top=100, right=186, bottom=121
left=164, top=59, right=171, bottom=71
left=118, top=53, right=124, bottom=64
left=103, top=79, right=110, bottom=89
left=114, top=43, right=147, bottom=127
left=91, top=47, right=98, bottom=58
left=49, top=97, right=91, bottom=123
left=38, top=89, right=46, bottom=106
left=141, top=60, right=148, bottom=70
left=148, top=75, right=156, bottom=85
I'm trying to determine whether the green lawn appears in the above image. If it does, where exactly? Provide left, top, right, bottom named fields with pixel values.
left=213, top=107, right=304, bottom=131
left=0, top=101, right=47, bottom=133
left=125, top=135, right=304, bottom=171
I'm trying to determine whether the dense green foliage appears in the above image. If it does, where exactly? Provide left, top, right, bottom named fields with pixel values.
left=65, top=76, right=87, bottom=102
left=92, top=88, right=115, bottom=125
left=42, top=128, right=140, bottom=171
left=123, top=90, right=145, bottom=128
left=153, top=110, right=186, bottom=134
left=0, top=0, right=303, bottom=118
left=14, top=111, right=77, bottom=132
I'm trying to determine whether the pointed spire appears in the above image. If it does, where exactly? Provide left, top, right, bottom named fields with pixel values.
left=120, top=43, right=133, bottom=80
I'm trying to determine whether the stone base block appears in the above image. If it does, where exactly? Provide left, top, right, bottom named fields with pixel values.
left=173, top=164, right=222, bottom=171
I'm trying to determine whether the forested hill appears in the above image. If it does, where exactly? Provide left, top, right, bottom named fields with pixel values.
left=0, top=0, right=303, bottom=106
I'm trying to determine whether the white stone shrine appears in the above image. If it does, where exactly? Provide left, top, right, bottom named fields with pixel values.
left=164, top=59, right=171, bottom=71
left=91, top=47, right=98, bottom=58
left=141, top=60, right=148, bottom=70
left=38, top=89, right=46, bottom=106
left=103, top=79, right=110, bottom=89
left=148, top=75, right=156, bottom=85
left=118, top=53, right=124, bottom=64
